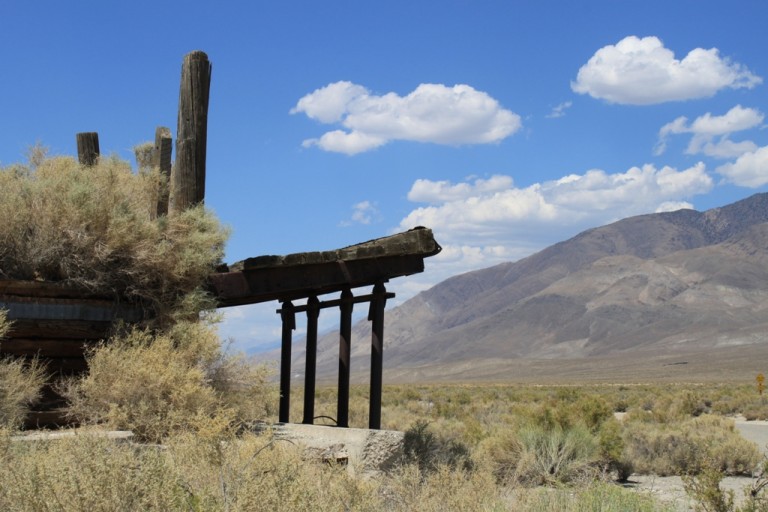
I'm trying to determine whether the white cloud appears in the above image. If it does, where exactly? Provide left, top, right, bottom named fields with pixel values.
left=716, top=146, right=768, bottom=187
left=655, top=105, right=764, bottom=158
left=398, top=163, right=714, bottom=288
left=546, top=101, right=573, bottom=119
left=347, top=200, right=378, bottom=225
left=292, top=81, right=522, bottom=154
left=407, top=174, right=514, bottom=203
left=217, top=303, right=284, bottom=353
left=572, top=36, right=762, bottom=105
left=290, top=81, right=368, bottom=123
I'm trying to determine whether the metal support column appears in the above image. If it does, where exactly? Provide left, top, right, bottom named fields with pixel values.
left=302, top=296, right=320, bottom=424
left=278, top=301, right=295, bottom=423
left=337, top=288, right=353, bottom=427
left=368, top=282, right=387, bottom=429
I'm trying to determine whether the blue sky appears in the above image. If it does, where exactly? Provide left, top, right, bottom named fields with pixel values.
left=1, top=1, right=767, bottom=352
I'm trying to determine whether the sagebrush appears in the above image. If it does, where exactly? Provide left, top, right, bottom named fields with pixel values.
left=0, top=151, right=229, bottom=322
left=62, top=320, right=275, bottom=443
left=0, top=310, right=47, bottom=430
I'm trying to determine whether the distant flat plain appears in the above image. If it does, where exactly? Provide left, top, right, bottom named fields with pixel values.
left=371, top=344, right=768, bottom=385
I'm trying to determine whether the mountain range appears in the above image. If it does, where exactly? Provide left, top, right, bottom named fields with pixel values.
left=274, top=193, right=768, bottom=383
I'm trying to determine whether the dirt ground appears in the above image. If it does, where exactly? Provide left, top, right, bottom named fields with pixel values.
left=626, top=417, right=768, bottom=511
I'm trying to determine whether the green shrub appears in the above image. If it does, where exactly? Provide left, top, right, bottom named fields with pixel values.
left=402, top=420, right=474, bottom=475
left=482, top=421, right=601, bottom=486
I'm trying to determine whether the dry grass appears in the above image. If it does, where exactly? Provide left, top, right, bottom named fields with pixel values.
left=0, top=428, right=682, bottom=511
left=4, top=378, right=767, bottom=510
left=0, top=310, right=9, bottom=339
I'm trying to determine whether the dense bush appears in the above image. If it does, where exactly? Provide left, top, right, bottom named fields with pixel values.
left=0, top=310, right=47, bottom=430
left=62, top=321, right=275, bottom=442
left=0, top=152, right=229, bottom=323
left=623, top=414, right=760, bottom=476
left=401, top=420, right=474, bottom=475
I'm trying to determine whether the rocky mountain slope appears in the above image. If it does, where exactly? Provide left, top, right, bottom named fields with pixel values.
left=285, top=193, right=768, bottom=381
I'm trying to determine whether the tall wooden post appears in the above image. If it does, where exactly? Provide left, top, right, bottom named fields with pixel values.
left=170, top=50, right=211, bottom=213
left=153, top=126, right=173, bottom=216
left=76, top=132, right=100, bottom=166
left=337, top=288, right=354, bottom=428
left=279, top=301, right=295, bottom=423
left=369, top=282, right=387, bottom=429
left=302, top=296, right=320, bottom=424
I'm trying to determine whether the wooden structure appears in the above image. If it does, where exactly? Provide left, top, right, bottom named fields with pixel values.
left=209, top=227, right=440, bottom=429
left=75, top=132, right=100, bottom=166
left=171, top=50, right=211, bottom=213
left=0, top=50, right=441, bottom=431
left=0, top=281, right=146, bottom=427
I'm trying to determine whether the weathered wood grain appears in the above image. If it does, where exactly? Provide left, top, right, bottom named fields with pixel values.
left=170, top=51, right=211, bottom=213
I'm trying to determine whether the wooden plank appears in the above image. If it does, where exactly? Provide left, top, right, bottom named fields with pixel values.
left=0, top=280, right=113, bottom=300
left=235, top=227, right=440, bottom=271
left=0, top=338, right=99, bottom=358
left=0, top=298, right=144, bottom=322
left=5, top=319, right=114, bottom=340
left=210, top=255, right=425, bottom=307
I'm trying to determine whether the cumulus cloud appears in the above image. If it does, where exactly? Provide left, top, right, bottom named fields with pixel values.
left=572, top=36, right=762, bottom=105
left=401, top=163, right=712, bottom=244
left=397, top=164, right=713, bottom=286
left=407, top=174, right=514, bottom=203
left=655, top=105, right=764, bottom=158
left=716, top=146, right=768, bottom=187
left=291, top=81, right=522, bottom=154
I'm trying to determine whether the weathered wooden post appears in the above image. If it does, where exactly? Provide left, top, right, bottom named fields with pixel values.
left=369, top=282, right=387, bottom=430
left=337, top=288, right=353, bottom=427
left=170, top=50, right=211, bottom=213
left=302, top=296, right=320, bottom=424
left=76, top=132, right=100, bottom=166
left=153, top=126, right=173, bottom=216
left=279, top=301, right=295, bottom=423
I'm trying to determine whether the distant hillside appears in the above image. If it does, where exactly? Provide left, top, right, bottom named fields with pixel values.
left=281, top=193, right=768, bottom=382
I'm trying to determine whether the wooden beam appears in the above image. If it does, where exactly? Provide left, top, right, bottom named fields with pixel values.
left=210, top=255, right=424, bottom=307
